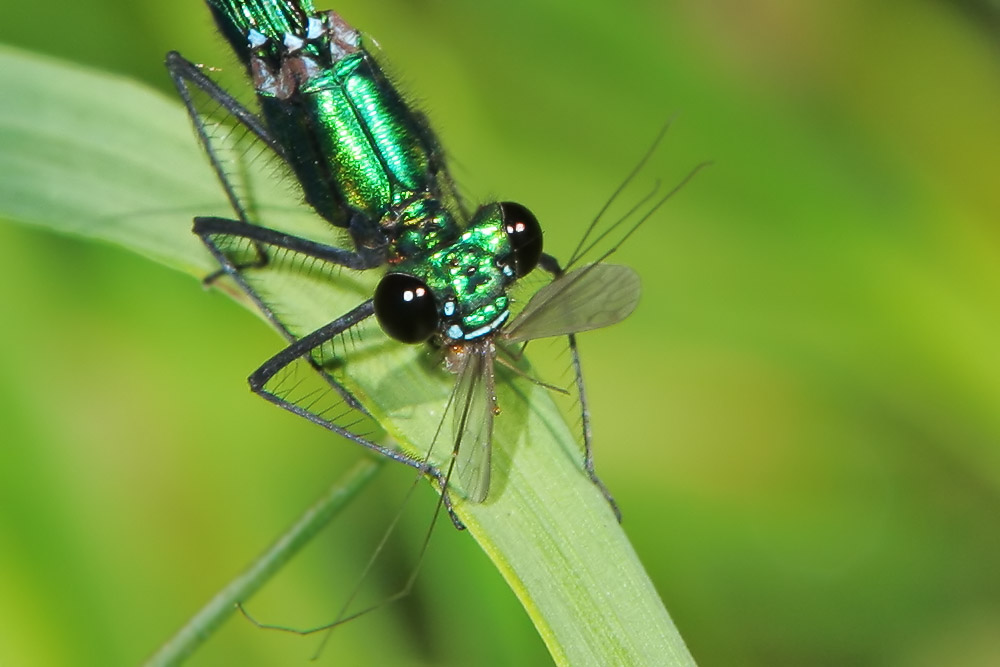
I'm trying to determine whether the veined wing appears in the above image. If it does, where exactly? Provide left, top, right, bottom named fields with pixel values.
left=503, top=264, right=640, bottom=343
left=434, top=341, right=495, bottom=503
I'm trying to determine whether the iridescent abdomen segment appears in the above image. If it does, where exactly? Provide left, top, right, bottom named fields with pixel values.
left=255, top=49, right=436, bottom=227
left=207, top=0, right=315, bottom=63
left=296, top=53, right=432, bottom=223
left=208, top=0, right=439, bottom=229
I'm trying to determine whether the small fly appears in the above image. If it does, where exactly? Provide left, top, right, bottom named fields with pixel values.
left=167, top=0, right=696, bottom=528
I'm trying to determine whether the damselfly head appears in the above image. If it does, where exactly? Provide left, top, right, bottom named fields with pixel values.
left=374, top=201, right=543, bottom=346
left=497, top=201, right=543, bottom=278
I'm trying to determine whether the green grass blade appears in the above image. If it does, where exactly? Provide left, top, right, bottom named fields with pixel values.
left=0, top=45, right=696, bottom=666
left=145, top=458, right=383, bottom=667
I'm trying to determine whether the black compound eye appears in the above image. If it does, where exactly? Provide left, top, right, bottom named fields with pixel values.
left=374, top=273, right=439, bottom=343
left=500, top=201, right=542, bottom=277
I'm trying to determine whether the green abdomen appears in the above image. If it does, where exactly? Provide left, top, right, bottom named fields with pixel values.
left=260, top=51, right=434, bottom=227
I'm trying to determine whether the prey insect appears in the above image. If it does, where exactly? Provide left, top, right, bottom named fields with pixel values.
left=167, top=0, right=670, bottom=530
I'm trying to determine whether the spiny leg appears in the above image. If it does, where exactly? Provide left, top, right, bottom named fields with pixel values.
left=237, top=335, right=478, bottom=647
left=168, top=51, right=287, bottom=280
left=195, top=216, right=383, bottom=357
left=166, top=51, right=283, bottom=223
left=240, top=342, right=492, bottom=647
left=166, top=51, right=328, bottom=285
left=247, top=299, right=465, bottom=530
left=194, top=216, right=384, bottom=272
left=196, top=215, right=377, bottom=413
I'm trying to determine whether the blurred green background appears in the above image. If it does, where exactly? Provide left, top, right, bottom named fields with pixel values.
left=2, top=0, right=999, bottom=665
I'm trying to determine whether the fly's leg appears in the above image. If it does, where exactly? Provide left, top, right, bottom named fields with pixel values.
left=538, top=252, right=623, bottom=522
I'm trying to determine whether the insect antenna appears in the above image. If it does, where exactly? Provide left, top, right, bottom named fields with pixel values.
left=587, top=159, right=712, bottom=268
left=564, top=119, right=675, bottom=269
left=565, top=179, right=664, bottom=271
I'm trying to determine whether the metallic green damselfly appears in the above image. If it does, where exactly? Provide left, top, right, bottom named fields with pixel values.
left=167, top=0, right=689, bottom=531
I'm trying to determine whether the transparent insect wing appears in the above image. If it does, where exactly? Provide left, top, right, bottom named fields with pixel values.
left=444, top=341, right=495, bottom=503
left=503, top=264, right=641, bottom=343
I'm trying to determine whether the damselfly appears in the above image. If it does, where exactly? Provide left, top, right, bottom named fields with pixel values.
left=167, top=0, right=686, bottom=528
